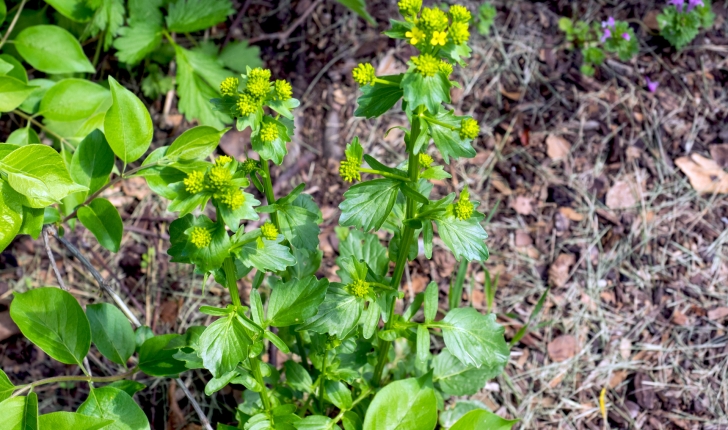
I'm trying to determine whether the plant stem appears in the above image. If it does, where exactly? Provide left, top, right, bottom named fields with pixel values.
left=0, top=0, right=28, bottom=50
left=12, top=110, right=75, bottom=151
left=223, top=257, right=242, bottom=307
left=358, top=168, right=410, bottom=182
left=372, top=113, right=424, bottom=385
left=295, top=331, right=310, bottom=371
left=332, top=387, right=373, bottom=424
left=13, top=366, right=139, bottom=396
left=260, top=159, right=280, bottom=229
left=251, top=358, right=272, bottom=411
left=317, top=351, right=328, bottom=413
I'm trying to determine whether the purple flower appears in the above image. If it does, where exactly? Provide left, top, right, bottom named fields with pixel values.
left=600, top=28, right=612, bottom=43
left=646, top=77, right=659, bottom=93
left=601, top=16, right=615, bottom=28
left=687, top=0, right=703, bottom=11
left=668, top=0, right=685, bottom=9
left=622, top=32, right=631, bottom=41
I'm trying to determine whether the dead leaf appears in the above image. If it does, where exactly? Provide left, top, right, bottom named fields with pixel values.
left=606, top=179, right=638, bottom=209
left=121, top=176, right=149, bottom=200
left=159, top=299, right=179, bottom=326
left=675, top=153, right=728, bottom=194
left=546, top=134, right=571, bottom=160
left=709, top=144, right=728, bottom=168
left=708, top=307, right=728, bottom=321
left=644, top=10, right=661, bottom=30
left=671, top=309, right=689, bottom=326
left=558, top=207, right=584, bottom=221
left=515, top=230, right=533, bottom=247
left=609, top=370, right=629, bottom=388
left=548, top=253, right=576, bottom=287
left=410, top=274, right=429, bottom=294
left=510, top=196, right=533, bottom=215
left=634, top=373, right=656, bottom=410
left=547, top=334, right=577, bottom=362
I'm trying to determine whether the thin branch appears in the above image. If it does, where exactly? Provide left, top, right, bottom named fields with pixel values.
left=0, top=0, right=28, bottom=50
left=42, top=226, right=68, bottom=291
left=221, top=0, right=252, bottom=49
left=248, top=0, right=323, bottom=47
left=176, top=377, right=214, bottom=430
left=46, top=226, right=143, bottom=328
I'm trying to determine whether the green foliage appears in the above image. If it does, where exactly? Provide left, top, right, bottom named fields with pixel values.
left=658, top=0, right=714, bottom=49
left=78, top=198, right=124, bottom=252
left=1, top=392, right=39, bottom=430
left=105, top=77, right=154, bottom=163
left=86, top=303, right=136, bottom=366
left=15, top=25, right=94, bottom=74
left=77, top=387, right=150, bottom=430
left=335, top=0, right=376, bottom=25
left=477, top=3, right=496, bottom=35
left=363, top=376, right=438, bottom=430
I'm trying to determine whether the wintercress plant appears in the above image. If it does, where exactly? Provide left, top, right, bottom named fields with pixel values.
left=0, top=1, right=513, bottom=429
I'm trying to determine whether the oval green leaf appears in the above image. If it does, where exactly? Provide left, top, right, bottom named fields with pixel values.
left=78, top=387, right=151, bottom=430
left=86, top=303, right=135, bottom=366
left=0, top=392, right=38, bottom=430
left=0, top=76, right=37, bottom=112
left=0, top=369, right=16, bottom=402
left=15, top=25, right=95, bottom=74
left=166, top=125, right=228, bottom=161
left=450, top=409, right=518, bottom=430
left=39, top=79, right=110, bottom=122
left=77, top=198, right=123, bottom=252
left=104, top=77, right=153, bottom=163
left=10, top=287, right=91, bottom=366
left=6, top=128, right=40, bottom=146
left=38, top=412, right=112, bottom=430
left=0, top=181, right=23, bottom=252
left=43, top=0, right=97, bottom=22
left=138, top=334, right=188, bottom=377
left=70, top=129, right=115, bottom=198
left=362, top=376, right=437, bottom=430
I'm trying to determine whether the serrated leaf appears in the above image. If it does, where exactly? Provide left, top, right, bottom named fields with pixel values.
left=450, top=409, right=517, bottom=430
left=199, top=312, right=251, bottom=377
left=362, top=376, right=437, bottom=430
left=433, top=348, right=501, bottom=396
left=78, top=198, right=123, bottom=252
left=267, top=276, right=329, bottom=327
left=113, top=24, right=162, bottom=65
left=175, top=45, right=232, bottom=128
left=236, top=235, right=295, bottom=272
left=337, top=228, right=388, bottom=278
left=401, top=70, right=452, bottom=114
left=354, top=74, right=403, bottom=118
left=89, top=0, right=126, bottom=50
left=219, top=41, right=262, bottom=73
left=440, top=308, right=509, bottom=370
left=104, top=76, right=153, bottom=163
left=86, top=303, right=135, bottom=366
left=425, top=109, right=476, bottom=163
left=10, top=287, right=91, bottom=366
left=299, top=286, right=362, bottom=338
left=0, top=76, right=37, bottom=112
left=435, top=214, right=489, bottom=262
left=78, top=387, right=150, bottom=430
left=218, top=191, right=260, bottom=232
left=276, top=199, right=320, bottom=251
left=166, top=0, right=234, bottom=33
left=339, top=179, right=400, bottom=232
left=15, top=25, right=94, bottom=74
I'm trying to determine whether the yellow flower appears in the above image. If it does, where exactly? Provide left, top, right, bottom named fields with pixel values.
left=216, top=155, right=233, bottom=166
left=261, top=221, right=278, bottom=240
left=352, top=63, right=376, bottom=86
left=420, top=7, right=448, bottom=32
left=246, top=68, right=271, bottom=98
left=240, top=158, right=258, bottom=175
left=183, top=171, right=205, bottom=194
left=412, top=54, right=440, bottom=77
left=207, top=165, right=233, bottom=191
left=449, top=21, right=470, bottom=45
left=274, top=79, right=292, bottom=100
left=220, top=189, right=245, bottom=210
left=260, top=121, right=279, bottom=143
left=454, top=187, right=474, bottom=221
left=406, top=27, right=426, bottom=45
left=220, top=77, right=239, bottom=96
left=431, top=30, right=447, bottom=46
left=397, top=0, right=422, bottom=17
left=237, top=93, right=258, bottom=116
left=248, top=68, right=272, bottom=81
left=350, top=279, right=370, bottom=298
left=189, top=227, right=212, bottom=248
left=438, top=60, right=453, bottom=76
left=459, top=118, right=479, bottom=140
left=419, top=153, right=434, bottom=168
left=449, top=5, right=472, bottom=23
left=339, top=159, right=361, bottom=183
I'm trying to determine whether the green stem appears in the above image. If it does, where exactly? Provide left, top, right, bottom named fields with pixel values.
left=372, top=78, right=398, bottom=86
left=295, top=331, right=310, bottom=371
left=332, top=387, right=373, bottom=424
left=0, top=0, right=28, bottom=50
left=260, top=159, right=280, bottom=229
left=13, top=366, right=139, bottom=397
left=419, top=113, right=457, bottom=131
left=91, top=30, right=104, bottom=69
left=251, top=358, right=272, bottom=412
left=13, top=110, right=75, bottom=151
left=372, top=111, right=423, bottom=385
left=359, top=168, right=410, bottom=182
left=317, top=352, right=328, bottom=413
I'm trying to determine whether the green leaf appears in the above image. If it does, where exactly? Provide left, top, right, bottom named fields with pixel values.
left=354, top=75, right=403, bottom=118
left=0, top=76, right=37, bottom=112
left=15, top=25, right=94, bottom=74
left=300, top=286, right=362, bottom=338
left=440, top=308, right=509, bottom=370
left=425, top=109, right=476, bottom=163
left=433, top=348, right=500, bottom=396
left=218, top=190, right=260, bottom=232
left=113, top=23, right=162, bottom=65
left=325, top=380, right=352, bottom=410
left=276, top=197, right=320, bottom=251
left=0, top=369, right=15, bottom=402
left=339, top=179, right=400, bottom=232
left=10, top=287, right=91, bottom=366
left=78, top=387, right=150, bottom=430
left=219, top=41, right=262, bottom=74
left=70, top=129, right=115, bottom=198
left=266, top=276, right=329, bottom=327
left=167, top=126, right=228, bottom=161
left=168, top=214, right=231, bottom=273
left=337, top=228, right=389, bottom=278
left=38, top=412, right=113, bottom=430
left=128, top=0, right=163, bottom=26
left=0, top=393, right=38, bottom=430
left=105, top=380, right=146, bottom=396
left=0, top=144, right=86, bottom=207
left=421, top=165, right=451, bottom=180
left=0, top=1, right=6, bottom=25
left=86, top=303, right=135, bottom=366
left=134, top=326, right=154, bottom=352
left=90, top=0, right=126, bottom=50
left=251, top=116, right=291, bottom=165
left=138, top=334, right=188, bottom=377
left=440, top=401, right=488, bottom=428
left=0, top=181, right=23, bottom=252
left=362, top=376, right=437, bottom=430
left=39, top=79, right=110, bottom=122
left=435, top=214, right=489, bottom=262
left=44, top=0, right=97, bottom=22
left=267, top=97, right=300, bottom=121
left=286, top=248, right=323, bottom=281
left=205, top=370, right=237, bottom=395
left=284, top=360, right=313, bottom=393
left=236, top=234, right=295, bottom=272
left=166, top=0, right=233, bottom=33
left=104, top=77, right=153, bottom=163
left=137, top=146, right=186, bottom=200
left=198, top=312, right=252, bottom=378
left=450, top=409, right=517, bottom=430
left=7, top=128, right=40, bottom=146
left=18, top=206, right=43, bottom=239
left=335, top=0, right=375, bottom=24
left=477, top=3, right=497, bottom=36
left=175, top=45, right=231, bottom=128
left=417, top=324, right=430, bottom=363
left=0, top=54, right=27, bottom=83
left=78, top=198, right=123, bottom=252
left=401, top=70, right=452, bottom=114
left=342, top=412, right=362, bottom=430
left=423, top=282, right=438, bottom=323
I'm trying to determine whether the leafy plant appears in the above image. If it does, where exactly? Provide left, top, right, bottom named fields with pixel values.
left=0, top=1, right=514, bottom=429
left=476, top=2, right=496, bottom=36
left=658, top=0, right=715, bottom=50
left=558, top=16, right=638, bottom=76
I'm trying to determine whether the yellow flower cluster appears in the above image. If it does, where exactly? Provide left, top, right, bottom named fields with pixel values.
left=412, top=54, right=440, bottom=77
left=208, top=165, right=233, bottom=192
left=261, top=221, right=278, bottom=240
left=219, top=189, right=245, bottom=210
left=246, top=68, right=271, bottom=98
left=260, top=121, right=279, bottom=143
left=339, top=153, right=362, bottom=183
left=438, top=60, right=453, bottom=76
left=401, top=5, right=472, bottom=49
left=190, top=227, right=212, bottom=248
left=274, top=79, right=292, bottom=100
left=220, top=77, right=239, bottom=96
left=454, top=187, right=474, bottom=221
left=459, top=118, right=480, bottom=140
left=241, top=158, right=258, bottom=175
left=449, top=5, right=472, bottom=23
left=183, top=170, right=205, bottom=194
left=418, top=153, right=434, bottom=168
left=352, top=63, right=376, bottom=86
left=420, top=7, right=449, bottom=32
left=397, top=0, right=422, bottom=18
left=350, top=279, right=370, bottom=298
left=237, top=93, right=258, bottom=117
left=216, top=155, right=233, bottom=166
left=224, top=68, right=294, bottom=118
